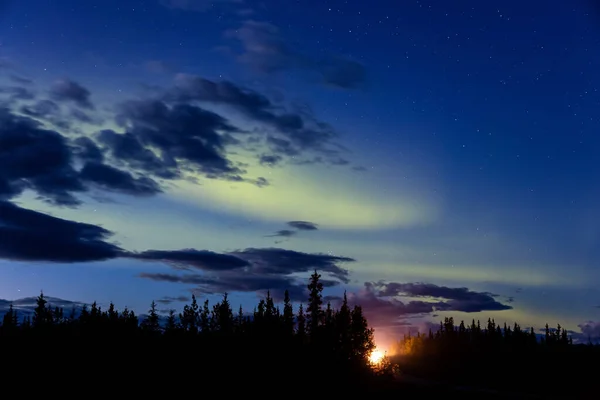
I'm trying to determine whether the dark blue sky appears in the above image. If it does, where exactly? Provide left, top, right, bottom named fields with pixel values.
left=0, top=0, right=599, bottom=346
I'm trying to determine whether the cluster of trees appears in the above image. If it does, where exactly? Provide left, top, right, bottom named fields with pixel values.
left=392, top=316, right=572, bottom=356
left=1, top=272, right=375, bottom=360
left=391, top=317, right=598, bottom=396
left=1, top=271, right=396, bottom=392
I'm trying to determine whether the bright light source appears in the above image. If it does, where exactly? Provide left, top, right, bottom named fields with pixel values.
left=369, top=349, right=384, bottom=364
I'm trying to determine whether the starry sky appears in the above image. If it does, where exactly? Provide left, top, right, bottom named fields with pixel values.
left=1, top=0, right=599, bottom=346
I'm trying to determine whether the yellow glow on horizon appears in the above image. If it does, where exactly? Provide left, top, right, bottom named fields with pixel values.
left=352, top=262, right=585, bottom=288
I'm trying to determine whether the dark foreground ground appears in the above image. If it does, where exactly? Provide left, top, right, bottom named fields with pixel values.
left=5, top=339, right=595, bottom=398
left=391, top=352, right=599, bottom=399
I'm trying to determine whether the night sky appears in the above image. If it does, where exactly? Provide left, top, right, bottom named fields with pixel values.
left=1, top=0, right=599, bottom=346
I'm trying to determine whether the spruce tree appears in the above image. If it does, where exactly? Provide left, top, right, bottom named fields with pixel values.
left=307, top=270, right=324, bottom=337
left=297, top=303, right=306, bottom=338
left=282, top=289, right=294, bottom=335
left=141, top=300, right=160, bottom=334
left=349, top=305, right=374, bottom=361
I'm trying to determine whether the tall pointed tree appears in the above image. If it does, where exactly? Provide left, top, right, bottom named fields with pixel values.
left=307, top=270, right=324, bottom=337
left=141, top=300, right=160, bottom=334
left=282, top=289, right=294, bottom=335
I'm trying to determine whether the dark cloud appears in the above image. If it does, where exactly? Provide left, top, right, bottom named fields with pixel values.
left=112, top=100, right=245, bottom=180
left=160, top=0, right=242, bottom=12
left=96, top=129, right=177, bottom=179
left=349, top=281, right=512, bottom=331
left=266, top=220, right=319, bottom=240
left=230, top=248, right=352, bottom=283
left=266, top=229, right=296, bottom=238
left=0, top=108, right=86, bottom=205
left=287, top=221, right=319, bottom=231
left=259, top=154, right=282, bottom=166
left=0, top=108, right=170, bottom=206
left=79, top=162, right=162, bottom=197
left=367, top=281, right=513, bottom=313
left=141, top=271, right=308, bottom=302
left=72, top=136, right=104, bottom=163
left=169, top=74, right=341, bottom=161
left=139, top=247, right=354, bottom=301
left=0, top=201, right=124, bottom=263
left=156, top=295, right=190, bottom=305
left=226, top=20, right=367, bottom=89
left=577, top=321, right=600, bottom=342
left=132, top=249, right=250, bottom=271
left=49, top=79, right=94, bottom=110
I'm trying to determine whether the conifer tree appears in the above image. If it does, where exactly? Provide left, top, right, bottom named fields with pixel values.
left=336, top=291, right=351, bottom=352
left=307, top=270, right=324, bottom=337
left=297, top=303, right=306, bottom=338
left=349, top=305, right=375, bottom=361
left=141, top=300, right=160, bottom=334
left=165, top=309, right=178, bottom=334
left=200, top=299, right=211, bottom=333
left=32, top=292, right=51, bottom=328
left=2, top=303, right=18, bottom=332
left=282, top=289, right=294, bottom=335
left=213, top=293, right=233, bottom=334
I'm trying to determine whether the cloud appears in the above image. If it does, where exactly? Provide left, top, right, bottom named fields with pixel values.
left=112, top=100, right=245, bottom=180
left=132, top=249, right=250, bottom=271
left=577, top=321, right=600, bottom=342
left=156, top=295, right=190, bottom=305
left=368, top=281, right=512, bottom=312
left=10, top=75, right=33, bottom=85
left=6, top=74, right=347, bottom=197
left=139, top=247, right=354, bottom=301
left=230, top=248, right=352, bottom=283
left=0, top=107, right=169, bottom=206
left=0, top=296, right=86, bottom=318
left=160, top=0, right=242, bottom=12
left=0, top=109, right=87, bottom=205
left=0, top=199, right=350, bottom=292
left=141, top=271, right=304, bottom=300
left=49, top=79, right=94, bottom=110
left=348, top=281, right=513, bottom=331
left=265, top=220, right=319, bottom=240
left=266, top=229, right=296, bottom=238
left=226, top=20, right=367, bottom=89
left=258, top=154, right=282, bottom=166
left=168, top=74, right=344, bottom=162
left=0, top=201, right=125, bottom=263
left=79, top=162, right=162, bottom=197
left=0, top=85, right=35, bottom=101
left=287, top=220, right=318, bottom=231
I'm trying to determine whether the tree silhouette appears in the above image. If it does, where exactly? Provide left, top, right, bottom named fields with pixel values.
left=2, top=271, right=591, bottom=396
left=307, top=270, right=324, bottom=337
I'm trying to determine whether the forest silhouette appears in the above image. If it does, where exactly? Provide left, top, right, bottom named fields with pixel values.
left=1, top=270, right=597, bottom=397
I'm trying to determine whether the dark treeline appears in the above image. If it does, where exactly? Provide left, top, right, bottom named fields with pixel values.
left=392, top=316, right=599, bottom=397
left=0, top=271, right=412, bottom=395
